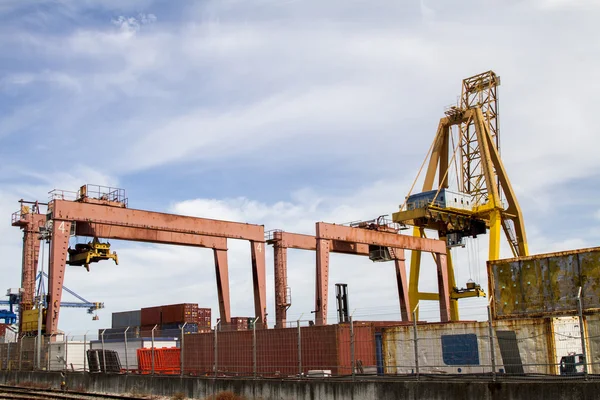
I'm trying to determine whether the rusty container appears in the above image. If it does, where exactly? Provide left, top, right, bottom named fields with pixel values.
left=141, top=306, right=162, bottom=326
left=488, top=246, right=600, bottom=319
left=162, top=303, right=199, bottom=325
left=181, top=323, right=378, bottom=377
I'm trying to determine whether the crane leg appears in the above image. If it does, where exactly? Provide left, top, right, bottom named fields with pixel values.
left=394, top=250, right=411, bottom=321
left=274, top=242, right=288, bottom=329
left=315, top=238, right=330, bottom=326
left=47, top=221, right=71, bottom=334
left=213, top=249, right=231, bottom=324
left=250, top=241, right=267, bottom=328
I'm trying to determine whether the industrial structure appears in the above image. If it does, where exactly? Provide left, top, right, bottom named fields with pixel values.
left=392, top=71, right=528, bottom=320
left=1, top=71, right=598, bottom=385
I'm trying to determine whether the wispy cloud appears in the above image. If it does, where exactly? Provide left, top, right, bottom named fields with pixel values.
left=0, top=0, right=598, bottom=333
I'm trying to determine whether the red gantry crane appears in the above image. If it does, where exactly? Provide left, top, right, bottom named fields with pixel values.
left=37, top=185, right=268, bottom=335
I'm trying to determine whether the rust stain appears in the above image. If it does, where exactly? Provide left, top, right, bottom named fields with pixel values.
left=490, top=248, right=600, bottom=319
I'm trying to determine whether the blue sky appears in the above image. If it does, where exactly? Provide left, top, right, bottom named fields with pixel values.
left=1, top=0, right=599, bottom=336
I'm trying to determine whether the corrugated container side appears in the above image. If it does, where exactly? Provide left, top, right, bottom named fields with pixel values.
left=489, top=247, right=600, bottom=319
left=256, top=327, right=297, bottom=376
left=301, top=325, right=339, bottom=374
left=112, top=310, right=141, bottom=328
left=337, top=324, right=376, bottom=375
left=141, top=306, right=162, bottom=326
left=182, top=331, right=214, bottom=374
left=161, top=304, right=199, bottom=324
left=99, top=327, right=141, bottom=340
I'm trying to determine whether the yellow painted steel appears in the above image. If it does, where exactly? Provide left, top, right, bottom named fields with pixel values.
left=21, top=308, right=46, bottom=332
left=67, top=237, right=118, bottom=271
left=396, top=71, right=529, bottom=321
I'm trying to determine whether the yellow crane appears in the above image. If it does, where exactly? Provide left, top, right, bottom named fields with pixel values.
left=393, top=71, right=528, bottom=320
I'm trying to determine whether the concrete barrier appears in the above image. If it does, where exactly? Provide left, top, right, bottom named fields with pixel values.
left=1, top=370, right=599, bottom=400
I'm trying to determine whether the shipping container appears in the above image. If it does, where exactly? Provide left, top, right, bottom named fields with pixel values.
left=182, top=323, right=376, bottom=376
left=48, top=341, right=90, bottom=371
left=90, top=337, right=179, bottom=370
left=99, top=326, right=141, bottom=340
left=0, top=324, right=10, bottom=337
left=488, top=246, right=600, bottom=319
left=0, top=325, right=16, bottom=343
left=161, top=323, right=198, bottom=334
left=198, top=308, right=211, bottom=317
left=162, top=303, right=199, bottom=325
left=381, top=318, right=560, bottom=375
left=111, top=310, right=141, bottom=328
left=141, top=306, right=162, bottom=326
left=141, top=304, right=200, bottom=326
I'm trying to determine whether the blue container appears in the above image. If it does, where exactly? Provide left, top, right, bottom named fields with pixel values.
left=160, top=323, right=198, bottom=334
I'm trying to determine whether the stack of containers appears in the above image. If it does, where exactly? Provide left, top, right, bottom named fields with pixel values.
left=229, top=317, right=251, bottom=331
left=141, top=304, right=208, bottom=335
left=198, top=308, right=212, bottom=331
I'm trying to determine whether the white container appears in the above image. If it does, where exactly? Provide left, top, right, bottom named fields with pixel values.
left=48, top=341, right=90, bottom=371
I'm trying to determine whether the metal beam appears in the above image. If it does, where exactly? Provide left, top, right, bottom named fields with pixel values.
left=45, top=199, right=268, bottom=334
left=393, top=249, right=411, bottom=322
left=315, top=222, right=446, bottom=254
left=13, top=212, right=45, bottom=333
left=50, top=200, right=265, bottom=242
left=75, top=223, right=228, bottom=250
left=314, top=222, right=447, bottom=325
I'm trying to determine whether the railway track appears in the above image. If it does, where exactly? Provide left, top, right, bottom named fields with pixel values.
left=0, top=384, right=150, bottom=400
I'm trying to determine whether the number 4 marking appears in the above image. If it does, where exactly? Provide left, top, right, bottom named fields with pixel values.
left=257, top=243, right=262, bottom=252
left=58, top=221, right=65, bottom=233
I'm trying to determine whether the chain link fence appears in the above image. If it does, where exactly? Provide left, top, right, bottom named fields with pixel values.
left=0, top=312, right=596, bottom=380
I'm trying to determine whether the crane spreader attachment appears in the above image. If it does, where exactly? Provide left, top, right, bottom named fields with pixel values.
left=67, top=237, right=118, bottom=271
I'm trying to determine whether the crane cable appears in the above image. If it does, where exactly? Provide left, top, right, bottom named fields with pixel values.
left=399, top=131, right=440, bottom=211
left=429, top=129, right=464, bottom=207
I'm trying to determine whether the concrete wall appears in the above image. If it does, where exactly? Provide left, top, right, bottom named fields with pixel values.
left=1, top=370, right=599, bottom=400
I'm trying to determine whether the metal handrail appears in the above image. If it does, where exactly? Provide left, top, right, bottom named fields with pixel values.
left=264, top=229, right=283, bottom=241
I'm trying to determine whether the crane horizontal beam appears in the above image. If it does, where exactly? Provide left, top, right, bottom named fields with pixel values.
left=75, top=223, right=228, bottom=250
left=49, top=200, right=265, bottom=242
left=315, top=222, right=447, bottom=254
left=268, top=231, right=371, bottom=254
left=0, top=300, right=100, bottom=309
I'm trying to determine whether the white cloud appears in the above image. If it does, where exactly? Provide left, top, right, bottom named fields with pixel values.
left=111, top=13, right=157, bottom=33
left=1, top=0, right=599, bottom=335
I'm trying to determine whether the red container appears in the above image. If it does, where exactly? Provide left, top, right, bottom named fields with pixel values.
left=162, top=304, right=199, bottom=325
left=141, top=306, right=161, bottom=326
left=181, top=324, right=376, bottom=377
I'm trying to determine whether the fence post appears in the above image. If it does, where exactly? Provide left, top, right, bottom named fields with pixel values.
left=412, top=303, right=419, bottom=380
left=6, top=342, right=10, bottom=371
left=48, top=335, right=54, bottom=371
left=19, top=336, right=23, bottom=371
left=64, top=333, right=68, bottom=371
left=297, top=316, right=303, bottom=378
left=84, top=332, right=88, bottom=372
left=214, top=320, right=221, bottom=378
left=101, top=329, right=106, bottom=373
left=151, top=325, right=157, bottom=375
left=577, top=287, right=589, bottom=378
left=487, top=297, right=496, bottom=381
left=252, top=317, right=259, bottom=378
left=350, top=316, right=355, bottom=381
left=180, top=322, right=187, bottom=377
left=124, top=327, right=130, bottom=373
